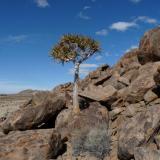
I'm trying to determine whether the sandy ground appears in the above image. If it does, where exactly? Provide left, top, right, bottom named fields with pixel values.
left=0, top=94, right=32, bottom=118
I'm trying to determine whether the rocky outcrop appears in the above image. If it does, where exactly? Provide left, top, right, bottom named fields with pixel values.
left=1, top=27, right=160, bottom=160
left=1, top=91, right=66, bottom=134
left=118, top=105, right=160, bottom=159
left=79, top=84, right=117, bottom=102
left=138, top=27, right=160, bottom=64
left=0, top=129, right=63, bottom=160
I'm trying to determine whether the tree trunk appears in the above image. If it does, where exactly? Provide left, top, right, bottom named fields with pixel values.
left=73, top=62, right=80, bottom=114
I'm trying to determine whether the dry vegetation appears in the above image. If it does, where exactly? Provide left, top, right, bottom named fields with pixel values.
left=0, top=94, right=32, bottom=118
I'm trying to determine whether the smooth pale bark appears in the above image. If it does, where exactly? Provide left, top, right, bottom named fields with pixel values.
left=73, top=62, right=80, bottom=114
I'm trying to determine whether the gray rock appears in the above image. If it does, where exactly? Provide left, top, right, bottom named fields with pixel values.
left=79, top=84, right=117, bottom=102
left=125, top=62, right=160, bottom=103
left=0, top=129, right=63, bottom=160
left=118, top=105, right=160, bottom=160
left=144, top=90, right=158, bottom=103
left=138, top=27, right=160, bottom=64
left=134, top=147, right=160, bottom=160
left=1, top=92, right=66, bottom=134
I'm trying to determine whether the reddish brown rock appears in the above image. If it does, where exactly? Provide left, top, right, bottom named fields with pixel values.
left=138, top=27, right=160, bottom=64
left=125, top=62, right=160, bottom=103
left=56, top=102, right=110, bottom=159
left=1, top=92, right=66, bottom=134
left=114, top=49, right=141, bottom=75
left=0, top=129, right=63, bottom=160
left=118, top=105, right=160, bottom=160
left=134, top=147, right=160, bottom=160
left=79, top=84, right=117, bottom=102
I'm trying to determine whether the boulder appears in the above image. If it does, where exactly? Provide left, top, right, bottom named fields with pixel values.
left=79, top=84, right=117, bottom=102
left=0, top=129, right=63, bottom=160
left=138, top=27, right=160, bottom=64
left=144, top=89, right=158, bottom=103
left=80, top=64, right=111, bottom=90
left=114, top=49, right=141, bottom=75
left=56, top=102, right=110, bottom=159
left=134, top=147, right=160, bottom=160
left=122, top=102, right=145, bottom=118
left=125, top=62, right=160, bottom=103
left=118, top=105, right=160, bottom=160
left=102, top=75, right=127, bottom=90
left=1, top=92, right=66, bottom=134
left=155, top=134, right=160, bottom=149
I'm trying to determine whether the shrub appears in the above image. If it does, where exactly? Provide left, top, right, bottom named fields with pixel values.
left=71, top=126, right=110, bottom=159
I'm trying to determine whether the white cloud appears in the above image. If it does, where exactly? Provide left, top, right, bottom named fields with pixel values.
left=110, top=21, right=137, bottom=31
left=96, top=29, right=108, bottom=36
left=3, top=35, right=28, bottom=43
left=69, top=63, right=98, bottom=76
left=95, top=55, right=103, bottom=60
left=110, top=16, right=157, bottom=32
left=34, top=0, right=49, bottom=8
left=135, top=16, right=158, bottom=24
left=130, top=0, right=142, bottom=3
left=80, top=63, right=98, bottom=68
left=69, top=68, right=90, bottom=76
left=125, top=45, right=138, bottom=52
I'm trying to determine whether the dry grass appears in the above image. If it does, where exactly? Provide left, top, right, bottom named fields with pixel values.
left=0, top=94, right=32, bottom=118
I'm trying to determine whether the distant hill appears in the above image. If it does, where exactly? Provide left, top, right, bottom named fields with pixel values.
left=18, top=89, right=39, bottom=95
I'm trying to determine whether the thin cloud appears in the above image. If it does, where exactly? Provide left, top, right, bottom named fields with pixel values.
left=105, top=52, right=111, bottom=57
left=83, top=6, right=91, bottom=10
left=69, top=63, right=98, bottom=76
left=78, top=6, right=91, bottom=20
left=130, top=0, right=142, bottom=3
left=69, top=68, right=90, bottom=76
left=95, top=55, right=103, bottom=60
left=96, top=29, right=108, bottom=36
left=125, top=45, right=138, bottom=53
left=110, top=22, right=137, bottom=31
left=135, top=16, right=158, bottom=24
left=80, top=63, right=98, bottom=68
left=34, top=0, right=49, bottom=8
left=0, top=81, right=37, bottom=94
left=2, top=35, right=28, bottom=43
left=78, top=12, right=91, bottom=20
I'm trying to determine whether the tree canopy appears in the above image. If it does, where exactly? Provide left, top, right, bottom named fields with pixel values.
left=50, top=34, right=100, bottom=64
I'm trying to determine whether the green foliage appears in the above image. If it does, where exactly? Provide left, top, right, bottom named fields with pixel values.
left=71, top=127, right=110, bottom=159
left=50, top=34, right=100, bottom=64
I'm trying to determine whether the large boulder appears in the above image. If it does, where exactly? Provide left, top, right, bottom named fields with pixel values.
left=79, top=84, right=117, bottom=102
left=1, top=92, right=66, bottom=134
left=80, top=64, right=111, bottom=90
left=124, top=62, right=160, bottom=103
left=118, top=105, right=160, bottom=160
left=55, top=102, right=110, bottom=159
left=0, top=129, right=63, bottom=160
left=138, top=27, right=160, bottom=64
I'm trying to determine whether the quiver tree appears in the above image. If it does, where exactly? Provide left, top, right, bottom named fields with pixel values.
left=50, top=34, right=100, bottom=114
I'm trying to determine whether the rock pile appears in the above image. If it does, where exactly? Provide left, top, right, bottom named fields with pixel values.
left=1, top=27, right=160, bottom=160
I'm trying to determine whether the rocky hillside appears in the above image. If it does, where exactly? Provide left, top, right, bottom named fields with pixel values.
left=1, top=27, right=160, bottom=160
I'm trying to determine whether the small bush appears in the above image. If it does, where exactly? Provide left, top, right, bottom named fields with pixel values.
left=71, top=127, right=110, bottom=159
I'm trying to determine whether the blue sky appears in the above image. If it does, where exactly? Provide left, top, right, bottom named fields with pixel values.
left=0, top=0, right=159, bottom=93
